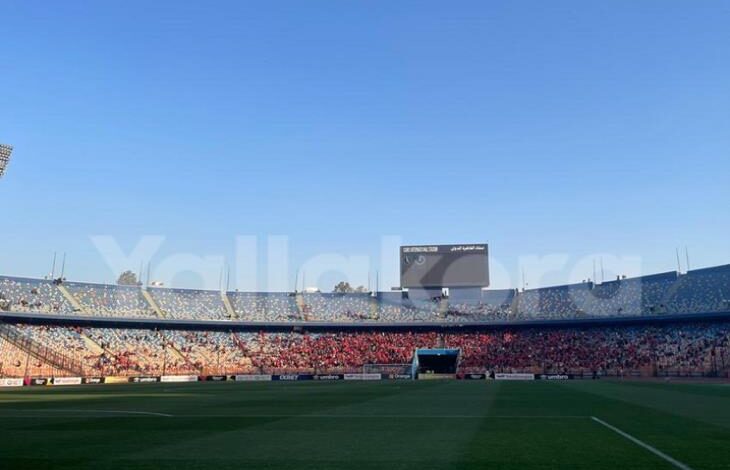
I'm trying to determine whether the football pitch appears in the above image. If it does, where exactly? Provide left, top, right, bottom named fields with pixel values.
left=1, top=380, right=729, bottom=469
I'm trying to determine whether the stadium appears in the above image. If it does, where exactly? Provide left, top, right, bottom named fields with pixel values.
left=1, top=250, right=730, bottom=468
left=3, top=2, right=730, bottom=469
left=1, top=260, right=730, bottom=380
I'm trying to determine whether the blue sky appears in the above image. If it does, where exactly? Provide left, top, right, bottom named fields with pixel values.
left=1, top=1, right=728, bottom=291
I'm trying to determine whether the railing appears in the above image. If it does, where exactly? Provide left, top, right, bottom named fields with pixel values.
left=0, top=323, right=85, bottom=376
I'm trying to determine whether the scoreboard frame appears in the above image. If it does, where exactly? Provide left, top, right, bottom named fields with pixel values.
left=400, top=244, right=489, bottom=289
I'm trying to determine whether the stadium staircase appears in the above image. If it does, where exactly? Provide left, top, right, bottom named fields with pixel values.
left=0, top=323, right=85, bottom=376
left=79, top=332, right=105, bottom=355
left=159, top=332, right=201, bottom=374
left=438, top=297, right=449, bottom=316
left=294, top=293, right=306, bottom=319
left=221, top=292, right=238, bottom=319
left=510, top=294, right=519, bottom=316
left=710, top=346, right=729, bottom=378
left=369, top=297, right=380, bottom=320
left=56, top=284, right=88, bottom=314
left=231, top=332, right=248, bottom=353
left=141, top=289, right=166, bottom=318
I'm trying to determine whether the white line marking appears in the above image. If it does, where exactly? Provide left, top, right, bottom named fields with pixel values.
left=1, top=409, right=173, bottom=417
left=591, top=416, right=693, bottom=470
left=0, top=412, right=584, bottom=419
left=156, top=414, right=588, bottom=419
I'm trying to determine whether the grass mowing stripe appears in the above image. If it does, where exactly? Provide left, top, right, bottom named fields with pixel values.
left=2, top=382, right=725, bottom=468
left=590, top=416, right=693, bottom=470
left=563, top=381, right=730, bottom=429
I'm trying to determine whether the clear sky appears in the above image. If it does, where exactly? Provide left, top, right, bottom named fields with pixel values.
left=1, top=1, right=729, bottom=291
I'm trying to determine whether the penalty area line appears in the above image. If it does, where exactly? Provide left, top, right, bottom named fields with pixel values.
left=590, top=416, right=693, bottom=470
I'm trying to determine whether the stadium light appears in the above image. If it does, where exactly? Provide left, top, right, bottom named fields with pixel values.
left=0, top=144, right=13, bottom=178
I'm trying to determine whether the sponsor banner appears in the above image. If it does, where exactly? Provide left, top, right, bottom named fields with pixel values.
left=274, top=374, right=300, bottom=381
left=314, top=374, right=343, bottom=381
left=160, top=375, right=198, bottom=383
left=28, top=377, right=49, bottom=386
left=494, top=373, right=535, bottom=381
left=460, top=374, right=487, bottom=380
left=361, top=374, right=382, bottom=381
left=82, top=377, right=106, bottom=385
left=386, top=374, right=413, bottom=380
left=52, top=377, right=82, bottom=386
left=537, top=374, right=574, bottom=380
left=344, top=373, right=382, bottom=381
left=105, top=376, right=130, bottom=384
left=205, top=375, right=228, bottom=382
left=0, top=378, right=23, bottom=387
left=417, top=373, right=455, bottom=380
left=129, top=376, right=161, bottom=383
left=272, top=374, right=314, bottom=381
left=233, top=374, right=272, bottom=382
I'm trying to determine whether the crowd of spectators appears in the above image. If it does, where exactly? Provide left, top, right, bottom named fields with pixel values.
left=451, top=323, right=730, bottom=375
left=163, top=329, right=250, bottom=374
left=84, top=327, right=199, bottom=376
left=2, top=321, right=728, bottom=377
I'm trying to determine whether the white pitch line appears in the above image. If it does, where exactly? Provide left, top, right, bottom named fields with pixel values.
left=1, top=409, right=173, bottom=417
left=0, top=412, right=586, bottom=419
left=162, top=414, right=588, bottom=419
left=590, top=416, right=693, bottom=470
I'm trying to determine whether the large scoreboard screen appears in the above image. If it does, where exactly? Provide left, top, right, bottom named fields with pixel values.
left=400, top=244, right=489, bottom=288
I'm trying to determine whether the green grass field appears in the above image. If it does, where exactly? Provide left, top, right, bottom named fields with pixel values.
left=1, top=380, right=729, bottom=469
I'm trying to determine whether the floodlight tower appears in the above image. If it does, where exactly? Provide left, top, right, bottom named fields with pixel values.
left=0, top=144, right=13, bottom=178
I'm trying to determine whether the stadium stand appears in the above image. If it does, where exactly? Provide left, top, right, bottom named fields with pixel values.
left=299, top=293, right=374, bottom=322
left=0, top=264, right=729, bottom=322
left=1, top=321, right=728, bottom=378
left=576, top=272, right=678, bottom=317
left=402, top=297, right=443, bottom=321
left=63, top=282, right=157, bottom=318
left=229, top=292, right=300, bottom=322
left=372, top=291, right=415, bottom=321
left=668, top=265, right=730, bottom=314
left=0, top=337, right=60, bottom=378
left=0, top=276, right=75, bottom=314
left=148, top=287, right=229, bottom=320
left=0, top=323, right=85, bottom=376
left=84, top=327, right=197, bottom=376
left=517, top=282, right=593, bottom=319
left=446, top=288, right=516, bottom=321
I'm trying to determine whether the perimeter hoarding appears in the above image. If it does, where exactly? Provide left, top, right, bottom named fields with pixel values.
left=0, top=378, right=23, bottom=387
left=400, top=244, right=489, bottom=288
